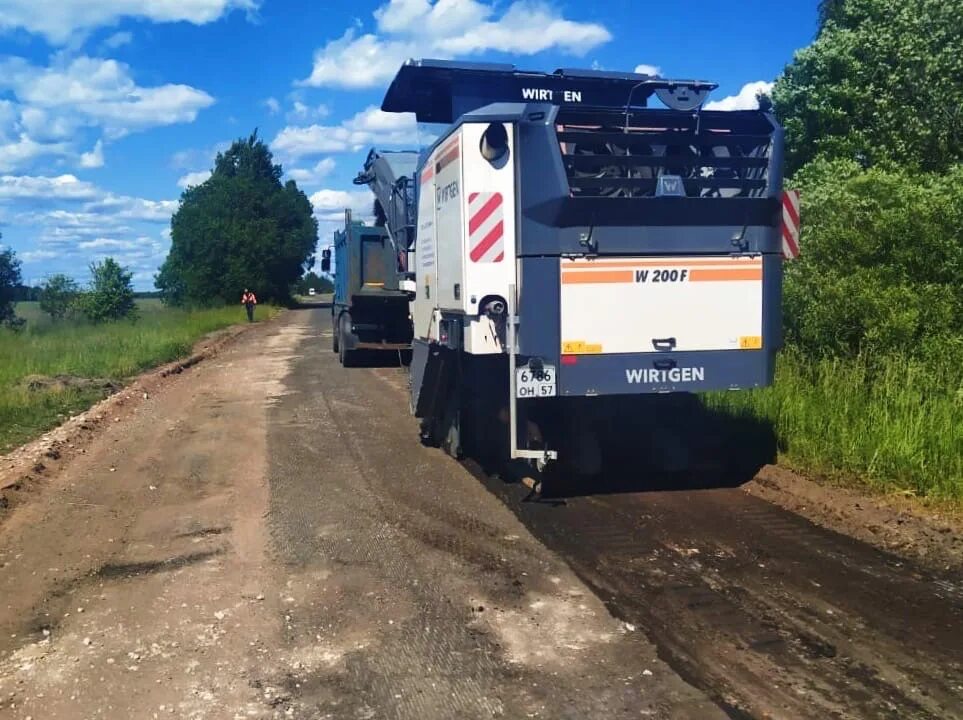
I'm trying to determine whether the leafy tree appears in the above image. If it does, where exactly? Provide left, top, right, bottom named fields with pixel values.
left=39, top=274, right=79, bottom=321
left=0, top=245, right=25, bottom=330
left=297, top=271, right=333, bottom=295
left=78, top=258, right=138, bottom=323
left=773, top=0, right=963, bottom=175
left=157, top=131, right=318, bottom=305
left=783, top=159, right=963, bottom=360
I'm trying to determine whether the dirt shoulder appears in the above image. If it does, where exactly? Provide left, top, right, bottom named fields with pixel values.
left=744, top=464, right=963, bottom=572
left=0, top=323, right=252, bottom=524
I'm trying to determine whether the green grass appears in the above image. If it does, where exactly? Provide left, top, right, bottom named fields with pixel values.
left=0, top=301, right=279, bottom=452
left=704, top=350, right=963, bottom=500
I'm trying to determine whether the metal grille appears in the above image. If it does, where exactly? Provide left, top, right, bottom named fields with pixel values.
left=556, top=109, right=774, bottom=199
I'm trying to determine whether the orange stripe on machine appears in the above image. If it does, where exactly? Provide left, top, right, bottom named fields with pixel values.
left=560, top=259, right=762, bottom=269
left=561, top=270, right=634, bottom=284
left=689, top=268, right=763, bottom=282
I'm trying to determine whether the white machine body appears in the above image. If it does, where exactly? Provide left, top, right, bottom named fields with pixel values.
left=412, top=123, right=516, bottom=354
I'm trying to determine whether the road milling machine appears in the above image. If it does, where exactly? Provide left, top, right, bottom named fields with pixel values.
left=350, top=59, right=790, bottom=479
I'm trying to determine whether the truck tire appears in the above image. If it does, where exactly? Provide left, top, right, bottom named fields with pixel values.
left=339, top=316, right=359, bottom=368
left=332, top=316, right=340, bottom=353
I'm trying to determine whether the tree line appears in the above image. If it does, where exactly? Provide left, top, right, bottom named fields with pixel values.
left=773, top=0, right=963, bottom=364
left=0, top=244, right=139, bottom=328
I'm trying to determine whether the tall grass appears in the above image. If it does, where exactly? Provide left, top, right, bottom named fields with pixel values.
left=0, top=302, right=278, bottom=452
left=704, top=350, right=963, bottom=500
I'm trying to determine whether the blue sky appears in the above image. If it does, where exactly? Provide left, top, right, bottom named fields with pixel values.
left=0, top=0, right=818, bottom=289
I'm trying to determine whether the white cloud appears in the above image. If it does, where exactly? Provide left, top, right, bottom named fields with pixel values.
left=0, top=134, right=72, bottom=172
left=287, top=100, right=330, bottom=123
left=79, top=140, right=105, bottom=168
left=84, top=194, right=177, bottom=222
left=103, top=30, right=133, bottom=49
left=301, top=0, right=611, bottom=89
left=273, top=105, right=417, bottom=160
left=704, top=81, right=774, bottom=111
left=0, top=173, right=99, bottom=200
left=264, top=97, right=281, bottom=115
left=20, top=249, right=59, bottom=262
left=309, top=188, right=373, bottom=221
left=0, top=55, right=215, bottom=139
left=287, top=157, right=336, bottom=186
left=177, top=170, right=212, bottom=188
left=634, top=64, right=661, bottom=77
left=0, top=0, right=259, bottom=44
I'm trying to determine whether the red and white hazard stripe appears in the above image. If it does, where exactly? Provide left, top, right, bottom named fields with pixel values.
left=781, top=189, right=801, bottom=260
left=468, top=192, right=504, bottom=263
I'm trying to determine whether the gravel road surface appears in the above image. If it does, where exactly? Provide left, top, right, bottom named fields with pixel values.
left=0, top=306, right=959, bottom=719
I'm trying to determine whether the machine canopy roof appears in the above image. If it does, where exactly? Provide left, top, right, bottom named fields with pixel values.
left=381, top=59, right=718, bottom=123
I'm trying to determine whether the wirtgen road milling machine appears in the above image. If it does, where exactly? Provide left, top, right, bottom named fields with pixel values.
left=355, top=59, right=796, bottom=487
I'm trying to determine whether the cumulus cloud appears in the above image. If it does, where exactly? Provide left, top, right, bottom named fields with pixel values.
left=84, top=194, right=178, bottom=222
left=0, top=0, right=259, bottom=44
left=103, top=30, right=133, bottom=49
left=287, top=157, right=336, bottom=187
left=0, top=55, right=215, bottom=139
left=264, top=97, right=281, bottom=115
left=0, top=134, right=72, bottom=172
left=704, top=81, right=774, bottom=111
left=287, top=100, right=330, bottom=123
left=273, top=105, right=417, bottom=160
left=20, top=249, right=59, bottom=262
left=301, top=0, right=611, bottom=89
left=177, top=170, right=212, bottom=188
left=310, top=188, right=371, bottom=211
left=0, top=173, right=99, bottom=200
left=79, top=140, right=105, bottom=168
left=77, top=236, right=151, bottom=251
left=634, top=64, right=661, bottom=77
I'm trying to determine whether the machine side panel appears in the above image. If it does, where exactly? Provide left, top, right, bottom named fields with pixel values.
left=516, top=256, right=560, bottom=359
left=434, top=130, right=465, bottom=309
left=459, top=122, right=517, bottom=318
left=412, top=147, right=439, bottom=339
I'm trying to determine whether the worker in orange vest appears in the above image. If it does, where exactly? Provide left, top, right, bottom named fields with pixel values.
left=241, top=288, right=257, bottom=322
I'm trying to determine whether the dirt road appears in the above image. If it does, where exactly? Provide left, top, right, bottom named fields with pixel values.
left=0, top=306, right=960, bottom=719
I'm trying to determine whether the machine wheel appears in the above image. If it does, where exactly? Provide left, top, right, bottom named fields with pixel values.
left=338, top=316, right=359, bottom=368
left=332, top=316, right=340, bottom=353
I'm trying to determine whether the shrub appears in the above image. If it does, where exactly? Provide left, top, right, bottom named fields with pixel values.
left=78, top=258, right=138, bottom=323
left=39, top=274, right=79, bottom=321
left=784, top=160, right=963, bottom=361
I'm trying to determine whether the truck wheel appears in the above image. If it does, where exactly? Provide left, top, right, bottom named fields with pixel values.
left=332, top=320, right=340, bottom=353
left=339, top=318, right=359, bottom=368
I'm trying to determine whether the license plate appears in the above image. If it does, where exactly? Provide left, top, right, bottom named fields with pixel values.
left=516, top=365, right=557, bottom=398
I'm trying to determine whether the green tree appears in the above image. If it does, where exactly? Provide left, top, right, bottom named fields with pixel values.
left=0, top=244, right=25, bottom=330
left=39, top=273, right=79, bottom=321
left=783, top=159, right=963, bottom=360
left=773, top=0, right=963, bottom=175
left=78, top=258, right=138, bottom=323
left=297, top=271, right=333, bottom=295
left=156, top=131, right=318, bottom=305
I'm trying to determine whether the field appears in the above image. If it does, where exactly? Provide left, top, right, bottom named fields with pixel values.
left=705, top=351, right=963, bottom=501
left=0, top=300, right=278, bottom=452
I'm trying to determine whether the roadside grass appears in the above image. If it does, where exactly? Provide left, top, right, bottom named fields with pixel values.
left=0, top=302, right=280, bottom=452
left=703, top=350, right=963, bottom=501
